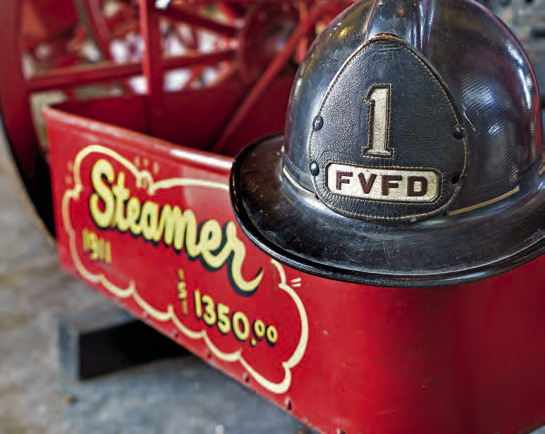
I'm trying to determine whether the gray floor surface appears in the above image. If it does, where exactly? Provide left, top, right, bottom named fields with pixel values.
left=0, top=131, right=311, bottom=434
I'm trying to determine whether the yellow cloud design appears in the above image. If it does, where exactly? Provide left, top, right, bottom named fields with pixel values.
left=62, top=145, right=309, bottom=394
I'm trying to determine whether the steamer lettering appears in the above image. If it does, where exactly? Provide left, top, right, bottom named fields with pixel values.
left=327, top=163, right=439, bottom=202
left=88, top=159, right=263, bottom=295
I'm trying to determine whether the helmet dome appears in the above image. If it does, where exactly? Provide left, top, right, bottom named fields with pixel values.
left=230, top=0, right=545, bottom=287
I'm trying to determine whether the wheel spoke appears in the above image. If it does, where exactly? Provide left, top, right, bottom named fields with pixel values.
left=76, top=0, right=112, bottom=58
left=158, top=4, right=239, bottom=38
left=163, top=48, right=235, bottom=69
left=108, top=20, right=140, bottom=40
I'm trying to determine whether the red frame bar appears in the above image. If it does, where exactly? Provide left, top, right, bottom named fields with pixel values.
left=27, top=50, right=236, bottom=92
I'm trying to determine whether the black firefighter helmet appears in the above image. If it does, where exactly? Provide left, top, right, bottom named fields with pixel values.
left=230, top=0, right=545, bottom=288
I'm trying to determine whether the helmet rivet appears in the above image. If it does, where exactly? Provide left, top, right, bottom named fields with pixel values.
left=452, top=124, right=466, bottom=140
left=309, top=162, right=319, bottom=176
left=313, top=116, right=324, bottom=131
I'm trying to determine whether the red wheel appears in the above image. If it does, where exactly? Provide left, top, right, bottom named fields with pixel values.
left=0, top=0, right=350, bottom=236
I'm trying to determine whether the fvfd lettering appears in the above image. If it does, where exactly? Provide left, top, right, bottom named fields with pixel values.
left=336, top=172, right=426, bottom=196
left=327, top=163, right=439, bottom=202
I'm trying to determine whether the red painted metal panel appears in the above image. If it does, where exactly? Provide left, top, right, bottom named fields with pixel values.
left=45, top=100, right=545, bottom=433
left=51, top=78, right=293, bottom=152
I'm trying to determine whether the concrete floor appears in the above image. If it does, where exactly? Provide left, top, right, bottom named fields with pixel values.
left=0, top=131, right=311, bottom=434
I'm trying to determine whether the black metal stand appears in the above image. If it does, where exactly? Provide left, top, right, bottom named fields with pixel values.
left=58, top=302, right=188, bottom=379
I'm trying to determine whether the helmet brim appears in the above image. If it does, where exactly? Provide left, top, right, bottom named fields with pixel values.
left=230, top=135, right=545, bottom=288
